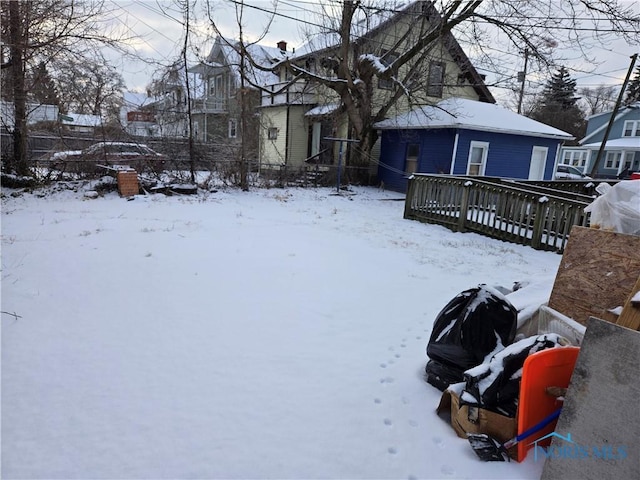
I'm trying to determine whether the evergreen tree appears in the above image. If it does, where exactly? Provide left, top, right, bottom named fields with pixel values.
left=530, top=66, right=586, bottom=142
left=28, top=62, right=61, bottom=108
left=625, top=65, right=640, bottom=105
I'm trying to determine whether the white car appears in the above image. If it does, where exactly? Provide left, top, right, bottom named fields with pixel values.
left=555, top=165, right=591, bottom=180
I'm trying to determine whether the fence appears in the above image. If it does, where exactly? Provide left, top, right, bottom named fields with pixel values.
left=404, top=174, right=593, bottom=253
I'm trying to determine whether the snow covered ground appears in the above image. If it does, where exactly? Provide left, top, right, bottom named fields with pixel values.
left=1, top=185, right=562, bottom=479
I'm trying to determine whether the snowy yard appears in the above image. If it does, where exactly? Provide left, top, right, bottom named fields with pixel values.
left=1, top=185, right=562, bottom=479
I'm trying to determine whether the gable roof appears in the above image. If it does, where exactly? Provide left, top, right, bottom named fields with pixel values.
left=581, top=102, right=640, bottom=144
left=291, top=1, right=494, bottom=103
left=374, top=97, right=574, bottom=140
left=190, top=37, right=286, bottom=88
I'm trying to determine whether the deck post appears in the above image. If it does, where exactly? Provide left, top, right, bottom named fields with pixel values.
left=457, top=181, right=470, bottom=232
left=531, top=197, right=547, bottom=250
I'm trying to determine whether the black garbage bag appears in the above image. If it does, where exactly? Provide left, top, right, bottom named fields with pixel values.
left=460, top=333, right=568, bottom=416
left=425, top=285, right=517, bottom=391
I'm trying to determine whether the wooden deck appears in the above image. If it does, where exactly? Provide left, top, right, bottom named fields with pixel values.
left=404, top=175, right=597, bottom=253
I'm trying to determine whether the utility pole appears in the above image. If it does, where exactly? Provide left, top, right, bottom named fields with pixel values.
left=517, top=48, right=529, bottom=114
left=589, top=53, right=638, bottom=177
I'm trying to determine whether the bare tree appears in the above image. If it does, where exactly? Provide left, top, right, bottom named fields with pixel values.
left=0, top=0, right=130, bottom=175
left=52, top=56, right=125, bottom=118
left=579, top=84, right=618, bottom=115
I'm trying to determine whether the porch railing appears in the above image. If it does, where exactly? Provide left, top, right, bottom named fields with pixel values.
left=404, top=175, right=592, bottom=253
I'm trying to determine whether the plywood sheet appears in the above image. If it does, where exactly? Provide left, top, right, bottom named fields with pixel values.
left=616, top=275, right=640, bottom=331
left=548, top=226, right=640, bottom=326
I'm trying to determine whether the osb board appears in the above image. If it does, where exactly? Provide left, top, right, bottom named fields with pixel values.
left=616, top=275, right=640, bottom=331
left=548, top=226, right=640, bottom=326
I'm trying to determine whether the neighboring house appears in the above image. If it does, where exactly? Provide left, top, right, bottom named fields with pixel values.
left=146, top=67, right=191, bottom=138
left=257, top=1, right=495, bottom=172
left=374, top=97, right=574, bottom=192
left=60, top=112, right=103, bottom=134
left=188, top=37, right=286, bottom=160
left=559, top=101, right=640, bottom=178
left=121, top=91, right=158, bottom=137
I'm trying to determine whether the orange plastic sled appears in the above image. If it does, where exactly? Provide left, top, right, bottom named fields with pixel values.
left=517, top=346, right=580, bottom=461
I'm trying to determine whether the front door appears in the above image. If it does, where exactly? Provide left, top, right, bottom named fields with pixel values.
left=529, top=146, right=548, bottom=180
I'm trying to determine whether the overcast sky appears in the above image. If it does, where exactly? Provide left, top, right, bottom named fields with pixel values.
left=106, top=0, right=640, bottom=106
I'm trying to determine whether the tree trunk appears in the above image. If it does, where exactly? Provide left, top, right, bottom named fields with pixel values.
left=9, top=1, right=29, bottom=176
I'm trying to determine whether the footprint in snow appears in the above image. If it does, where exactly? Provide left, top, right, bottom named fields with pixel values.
left=440, top=465, right=456, bottom=476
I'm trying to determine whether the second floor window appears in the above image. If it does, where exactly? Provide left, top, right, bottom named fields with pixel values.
left=427, top=61, right=445, bottom=98
left=268, top=127, right=278, bottom=140
left=228, top=119, right=237, bottom=138
left=378, top=50, right=398, bottom=90
left=622, top=120, right=640, bottom=137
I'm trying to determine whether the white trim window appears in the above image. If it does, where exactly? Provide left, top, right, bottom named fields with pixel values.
left=604, top=151, right=621, bottom=169
left=561, top=149, right=589, bottom=168
left=467, top=141, right=489, bottom=176
left=622, top=120, right=640, bottom=137
left=228, top=118, right=237, bottom=138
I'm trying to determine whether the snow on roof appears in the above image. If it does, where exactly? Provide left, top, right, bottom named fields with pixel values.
left=123, top=91, right=151, bottom=108
left=581, top=137, right=640, bottom=150
left=374, top=97, right=574, bottom=139
left=305, top=103, right=342, bottom=117
left=62, top=113, right=103, bottom=127
left=205, top=37, right=285, bottom=88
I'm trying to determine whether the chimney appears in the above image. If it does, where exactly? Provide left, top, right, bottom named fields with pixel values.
left=277, top=40, right=287, bottom=52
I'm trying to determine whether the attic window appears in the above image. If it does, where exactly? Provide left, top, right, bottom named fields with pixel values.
left=268, top=127, right=278, bottom=140
left=457, top=73, right=466, bottom=85
left=427, top=61, right=445, bottom=98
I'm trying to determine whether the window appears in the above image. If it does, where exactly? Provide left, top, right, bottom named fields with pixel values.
left=228, top=119, right=237, bottom=138
left=405, top=144, right=419, bottom=174
left=623, top=151, right=634, bottom=170
left=604, top=151, right=621, bottom=169
left=561, top=149, right=589, bottom=168
left=427, top=61, right=446, bottom=98
left=467, top=141, right=489, bottom=176
left=210, top=74, right=226, bottom=98
left=378, top=50, right=398, bottom=90
left=268, top=127, right=278, bottom=140
left=622, top=120, right=640, bottom=137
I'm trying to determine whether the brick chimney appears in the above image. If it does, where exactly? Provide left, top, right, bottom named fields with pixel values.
left=277, top=40, right=287, bottom=52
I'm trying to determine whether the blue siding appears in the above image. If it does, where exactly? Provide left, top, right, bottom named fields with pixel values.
left=378, top=127, right=563, bottom=192
left=377, top=129, right=456, bottom=191
left=453, top=130, right=560, bottom=179
left=584, top=107, right=640, bottom=144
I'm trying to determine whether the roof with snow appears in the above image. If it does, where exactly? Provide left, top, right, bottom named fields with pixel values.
left=581, top=137, right=640, bottom=150
left=62, top=112, right=103, bottom=127
left=374, top=97, right=574, bottom=140
left=190, top=37, right=286, bottom=88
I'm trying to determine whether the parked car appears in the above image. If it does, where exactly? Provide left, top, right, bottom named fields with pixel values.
left=554, top=165, right=592, bottom=180
left=45, top=142, right=167, bottom=174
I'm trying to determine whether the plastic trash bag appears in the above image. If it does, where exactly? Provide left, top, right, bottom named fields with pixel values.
left=425, top=285, right=518, bottom=391
left=460, top=333, right=568, bottom=416
left=584, top=180, right=640, bottom=236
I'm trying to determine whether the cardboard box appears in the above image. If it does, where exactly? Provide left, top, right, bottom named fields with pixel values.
left=436, top=383, right=518, bottom=460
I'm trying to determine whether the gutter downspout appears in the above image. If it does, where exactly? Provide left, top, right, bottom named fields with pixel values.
left=450, top=131, right=459, bottom=174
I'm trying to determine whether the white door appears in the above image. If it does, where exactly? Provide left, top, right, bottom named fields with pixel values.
left=529, top=146, right=548, bottom=180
